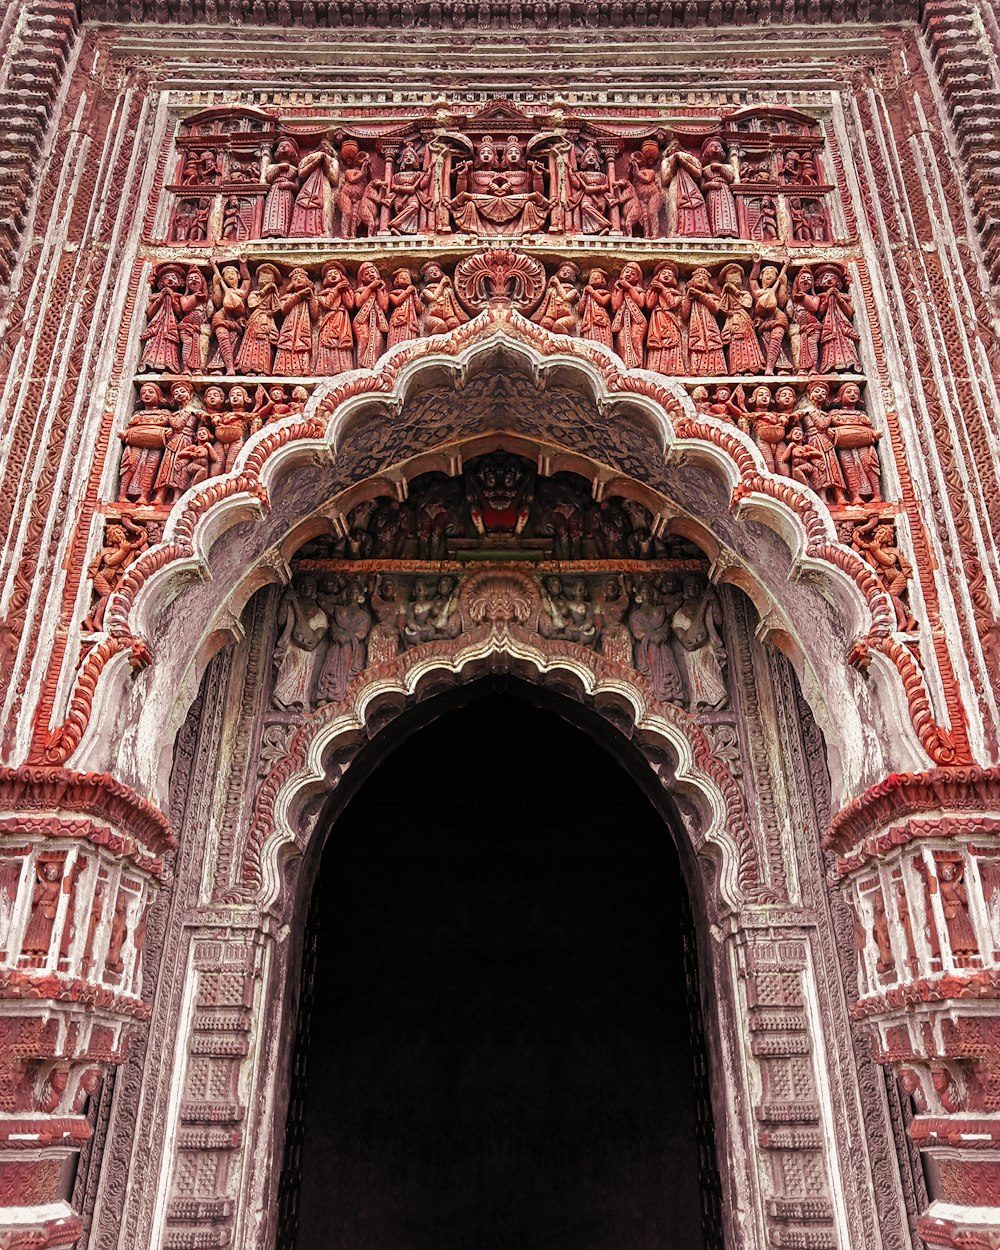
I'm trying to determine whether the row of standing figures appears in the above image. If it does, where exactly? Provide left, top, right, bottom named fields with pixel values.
left=272, top=572, right=728, bottom=713
left=139, top=255, right=861, bottom=380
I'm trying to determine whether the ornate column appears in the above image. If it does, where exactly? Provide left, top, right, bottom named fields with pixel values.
left=0, top=767, right=171, bottom=1247
left=830, top=769, right=1000, bottom=1249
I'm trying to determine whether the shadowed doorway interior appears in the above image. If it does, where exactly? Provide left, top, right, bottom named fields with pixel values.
left=282, top=690, right=722, bottom=1250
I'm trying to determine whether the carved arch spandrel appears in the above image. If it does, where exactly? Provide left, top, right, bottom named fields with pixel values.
left=40, top=311, right=957, bottom=806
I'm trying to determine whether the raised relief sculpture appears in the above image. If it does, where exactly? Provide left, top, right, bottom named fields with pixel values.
left=272, top=577, right=330, bottom=712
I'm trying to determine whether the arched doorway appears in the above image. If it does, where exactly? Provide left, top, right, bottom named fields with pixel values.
left=280, top=689, right=723, bottom=1250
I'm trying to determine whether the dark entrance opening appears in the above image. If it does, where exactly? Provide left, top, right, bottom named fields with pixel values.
left=283, top=691, right=721, bottom=1250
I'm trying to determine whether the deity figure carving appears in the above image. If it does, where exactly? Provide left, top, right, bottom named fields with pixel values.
left=628, top=139, right=666, bottom=237
left=800, top=379, right=846, bottom=506
left=274, top=267, right=318, bottom=375
left=569, top=142, right=611, bottom=235
left=387, top=268, right=422, bottom=349
left=671, top=578, right=728, bottom=710
left=937, top=860, right=978, bottom=964
left=595, top=576, right=633, bottom=665
left=21, top=861, right=63, bottom=962
left=531, top=262, right=579, bottom=335
left=851, top=517, right=916, bottom=631
left=536, top=475, right=588, bottom=559
left=817, top=264, right=861, bottom=373
left=388, top=142, right=432, bottom=235
left=699, top=137, right=739, bottom=238
left=828, top=382, right=881, bottom=505
left=210, top=259, right=251, bottom=376
left=367, top=575, right=404, bottom=665
left=611, top=262, right=647, bottom=369
left=452, top=134, right=549, bottom=236
left=789, top=267, right=822, bottom=373
left=335, top=141, right=373, bottom=237
left=262, top=135, right=301, bottom=238
left=420, top=261, right=468, bottom=335
left=579, top=268, right=614, bottom=350
left=236, top=262, right=282, bottom=375
left=467, top=454, right=533, bottom=536
left=315, top=261, right=355, bottom=374
left=153, top=380, right=200, bottom=504
left=118, top=383, right=172, bottom=506
left=403, top=576, right=461, bottom=646
left=749, top=259, right=792, bottom=375
left=683, top=268, right=726, bottom=375
left=178, top=266, right=212, bottom=373
left=315, top=578, right=372, bottom=702
left=539, top=576, right=596, bottom=645
left=353, top=262, right=389, bottom=369
left=272, top=576, right=330, bottom=712
left=290, top=139, right=339, bottom=237
left=645, top=260, right=686, bottom=374
left=139, top=264, right=185, bottom=373
left=661, top=138, right=709, bottom=237
left=628, top=576, right=684, bottom=703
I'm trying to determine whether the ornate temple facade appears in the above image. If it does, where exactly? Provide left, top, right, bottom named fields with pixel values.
left=1, top=0, right=1000, bottom=1246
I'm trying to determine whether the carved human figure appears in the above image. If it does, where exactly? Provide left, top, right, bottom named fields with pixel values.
left=816, top=264, right=861, bottom=373
left=718, top=263, right=765, bottom=374
left=645, top=260, right=686, bottom=375
left=403, top=576, right=460, bottom=646
left=789, top=267, right=822, bottom=373
left=661, top=138, right=709, bottom=236
left=699, top=137, right=739, bottom=238
left=335, top=141, right=373, bottom=237
left=208, top=383, right=254, bottom=474
left=595, top=575, right=633, bottom=664
left=236, top=262, right=283, bottom=375
left=367, top=575, right=404, bottom=665
left=389, top=142, right=432, bottom=235
left=72, top=1068, right=101, bottom=1114
left=569, top=142, right=611, bottom=235
left=315, top=578, right=372, bottom=702
left=38, top=1066, right=69, bottom=1113
left=118, top=383, right=172, bottom=506
left=81, top=881, right=104, bottom=976
left=937, top=860, right=978, bottom=964
left=139, top=264, right=184, bottom=373
left=532, top=262, right=579, bottom=335
left=753, top=195, right=779, bottom=241
left=274, top=267, right=318, bottom=375
left=800, top=379, right=847, bottom=505
left=931, top=1065, right=963, bottom=1113
left=828, top=382, right=881, bottom=505
left=851, top=517, right=916, bottom=631
left=105, top=890, right=129, bottom=975
left=541, top=576, right=597, bottom=645
left=175, top=425, right=224, bottom=489
left=290, top=139, right=339, bottom=237
left=628, top=576, right=684, bottom=703
left=683, top=267, right=726, bottom=375
left=745, top=385, right=788, bottom=474
left=451, top=133, right=549, bottom=236
left=272, top=576, right=330, bottom=712
left=895, top=880, right=919, bottom=977
left=628, top=139, right=666, bottom=237
left=779, top=148, right=818, bottom=186
left=578, top=268, right=614, bottom=350
left=210, top=260, right=251, bottom=376
left=262, top=135, right=301, bottom=238
left=178, top=266, right=212, bottom=373
left=315, top=261, right=355, bottom=374
left=671, top=577, right=728, bottom=710
left=749, top=259, right=792, bottom=375
left=413, top=475, right=462, bottom=558
left=609, top=176, right=642, bottom=236
left=386, top=268, right=422, bottom=349
left=153, top=380, right=200, bottom=504
left=871, top=888, right=895, bottom=976
left=420, top=261, right=468, bottom=335
left=353, top=262, right=389, bottom=369
left=21, top=861, right=63, bottom=960
left=777, top=426, right=825, bottom=487
left=611, top=262, right=648, bottom=369
left=221, top=195, right=247, bottom=242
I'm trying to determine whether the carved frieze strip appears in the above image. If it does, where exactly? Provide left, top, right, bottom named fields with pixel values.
left=826, top=767, right=1000, bottom=856
left=835, top=816, right=1000, bottom=878
left=851, top=969, right=1000, bottom=1021
left=0, top=817, right=167, bottom=880
left=0, top=968, right=149, bottom=1019
left=911, top=1117, right=1000, bottom=1149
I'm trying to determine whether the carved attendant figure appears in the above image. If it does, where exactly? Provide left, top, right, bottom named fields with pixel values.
left=532, top=262, right=580, bottom=335
left=262, top=135, right=301, bottom=238
left=139, top=264, right=185, bottom=373
left=272, top=576, right=330, bottom=712
left=937, top=860, right=978, bottom=964
left=699, top=137, right=739, bottom=238
left=671, top=578, right=728, bottom=710
left=353, top=262, right=389, bottom=369
left=828, top=382, right=881, bottom=505
left=817, top=264, right=861, bottom=373
left=420, top=261, right=467, bottom=335
left=718, top=263, right=765, bottom=374
left=153, top=380, right=200, bottom=505
left=210, top=260, right=251, bottom=376
left=611, top=262, right=647, bottom=369
left=628, top=576, right=684, bottom=703
left=236, top=262, right=282, bottom=375
left=683, top=268, right=726, bottom=375
left=290, top=139, right=338, bottom=237
left=628, top=139, right=666, bottom=237
left=21, top=862, right=63, bottom=961
left=335, top=141, right=372, bottom=237
left=274, top=267, right=318, bottom=375
left=645, top=260, right=686, bottom=375
left=84, top=517, right=147, bottom=631
left=386, top=267, right=422, bottom=348
left=316, top=579, right=372, bottom=702
left=178, top=266, right=212, bottom=373
left=661, top=138, right=709, bottom=236
left=579, top=268, right=614, bottom=350
left=315, top=261, right=355, bottom=374
left=801, top=379, right=846, bottom=505
left=118, top=382, right=171, bottom=506
left=851, top=517, right=916, bottom=631
left=749, top=259, right=792, bottom=375
left=789, top=267, right=822, bottom=373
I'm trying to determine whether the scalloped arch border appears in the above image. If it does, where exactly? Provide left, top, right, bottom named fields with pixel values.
left=31, top=306, right=969, bottom=774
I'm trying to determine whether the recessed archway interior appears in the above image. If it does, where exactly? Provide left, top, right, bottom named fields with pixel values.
left=282, top=687, right=723, bottom=1250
